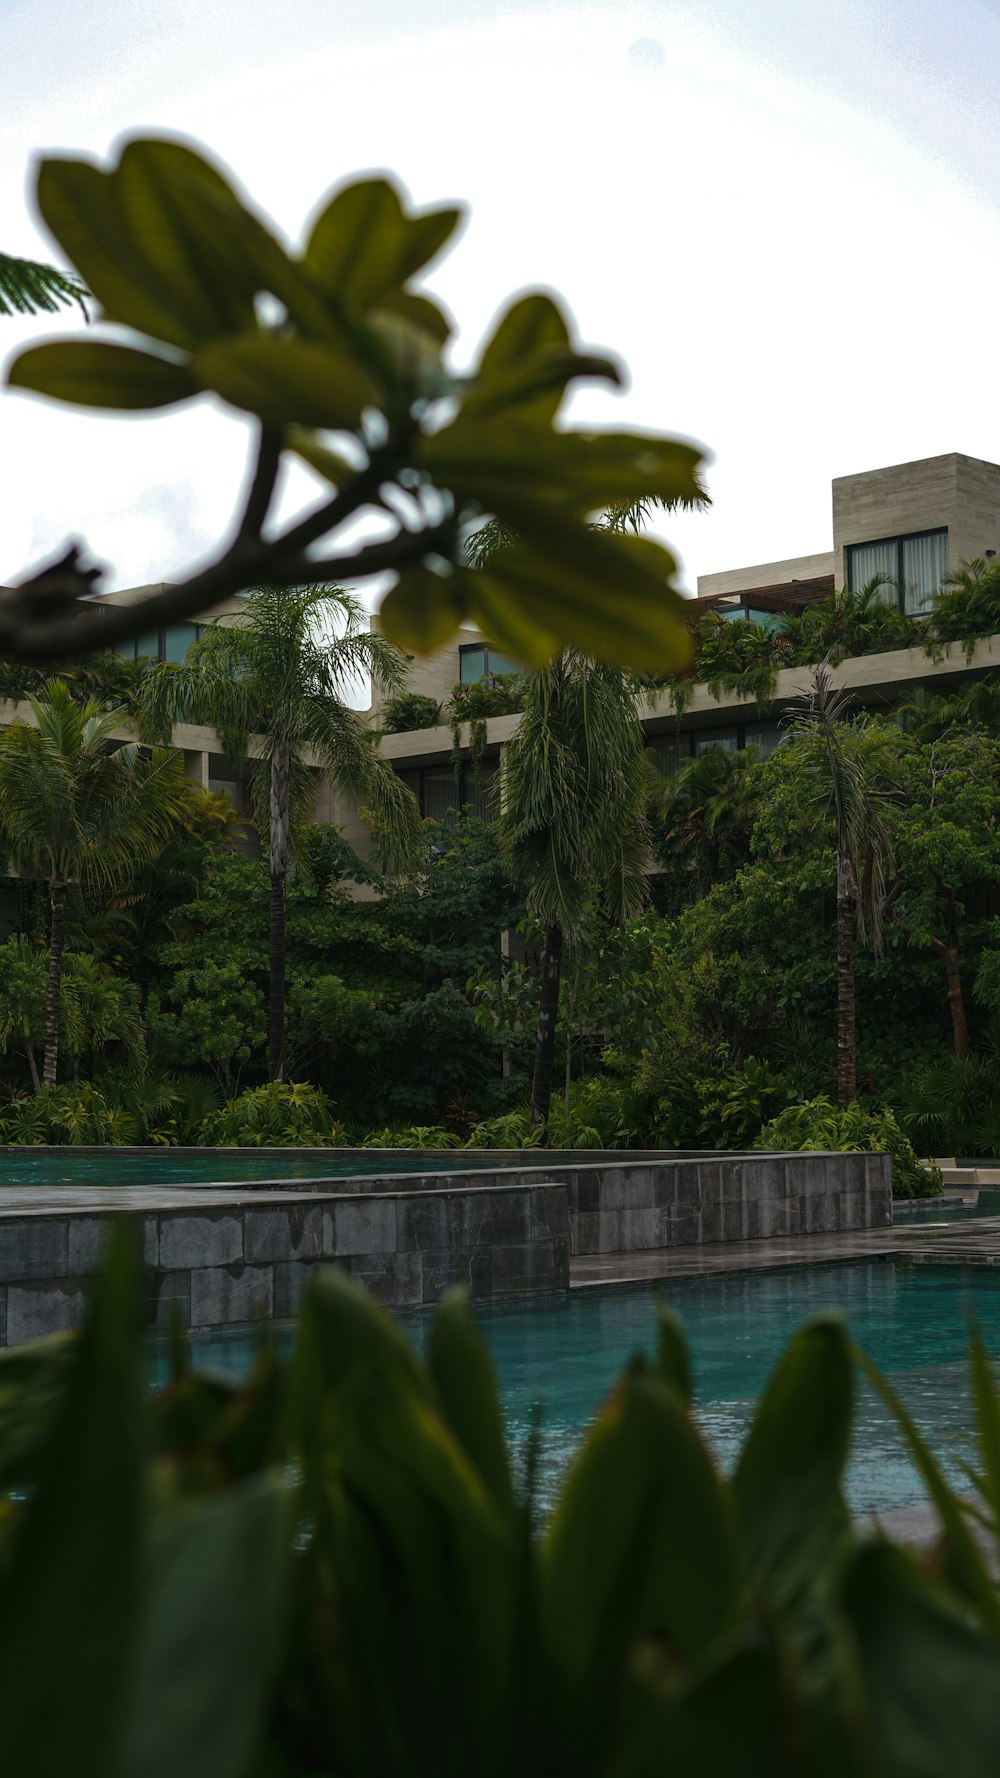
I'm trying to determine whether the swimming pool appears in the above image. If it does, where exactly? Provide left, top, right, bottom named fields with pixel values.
left=169, top=1259, right=1000, bottom=1517
left=0, top=1148, right=481, bottom=1189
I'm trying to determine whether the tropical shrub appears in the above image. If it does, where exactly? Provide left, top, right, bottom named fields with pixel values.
left=895, top=1051, right=1000, bottom=1161
left=198, top=1082, right=346, bottom=1147
left=755, top=1097, right=942, bottom=1198
left=3, top=1240, right=1000, bottom=1776
left=379, top=691, right=442, bottom=733
left=925, top=557, right=1000, bottom=656
left=0, top=1084, right=140, bottom=1146
left=449, top=673, right=528, bottom=723
left=360, top=1125, right=462, bottom=1149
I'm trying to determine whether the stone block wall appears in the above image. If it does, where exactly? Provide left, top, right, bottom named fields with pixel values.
left=561, top=1151, right=892, bottom=1255
left=0, top=1182, right=570, bottom=1349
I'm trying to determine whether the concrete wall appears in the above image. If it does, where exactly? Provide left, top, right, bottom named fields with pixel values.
left=560, top=1151, right=891, bottom=1252
left=831, top=452, right=1000, bottom=584
left=266, top=1151, right=891, bottom=1253
left=0, top=1182, right=570, bottom=1348
left=696, top=551, right=838, bottom=601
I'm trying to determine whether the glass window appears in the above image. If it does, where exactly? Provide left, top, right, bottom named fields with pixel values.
left=135, top=632, right=160, bottom=658
left=163, top=622, right=199, bottom=663
left=394, top=768, right=420, bottom=800
left=744, top=721, right=784, bottom=757
left=113, top=639, right=137, bottom=660
left=459, top=646, right=486, bottom=684
left=486, top=649, right=521, bottom=677
left=466, top=765, right=498, bottom=821
left=694, top=728, right=738, bottom=756
left=649, top=736, right=680, bottom=776
left=847, top=540, right=898, bottom=603
left=422, top=769, right=460, bottom=824
left=902, top=531, right=948, bottom=616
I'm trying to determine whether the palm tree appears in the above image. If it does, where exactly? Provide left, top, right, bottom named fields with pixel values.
left=139, top=584, right=423, bottom=1081
left=791, top=667, right=900, bottom=1107
left=0, top=680, right=189, bottom=1087
left=0, top=251, right=87, bottom=318
left=497, top=652, right=650, bottom=1132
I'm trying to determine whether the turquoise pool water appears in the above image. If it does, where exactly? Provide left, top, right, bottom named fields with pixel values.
left=0, top=1149, right=481, bottom=1188
left=169, top=1260, right=1000, bottom=1517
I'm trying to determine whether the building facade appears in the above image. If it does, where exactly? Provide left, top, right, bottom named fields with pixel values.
left=378, top=450, right=1000, bottom=815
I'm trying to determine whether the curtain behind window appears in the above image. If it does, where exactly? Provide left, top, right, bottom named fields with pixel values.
left=902, top=532, right=948, bottom=615
left=848, top=540, right=897, bottom=603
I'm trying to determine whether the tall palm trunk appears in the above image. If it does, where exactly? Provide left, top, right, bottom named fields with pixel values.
left=22, top=1020, right=40, bottom=1094
left=42, top=878, right=66, bottom=1089
left=530, top=922, right=563, bottom=1138
left=835, top=854, right=856, bottom=1109
left=929, top=870, right=970, bottom=1057
left=269, top=740, right=291, bottom=1083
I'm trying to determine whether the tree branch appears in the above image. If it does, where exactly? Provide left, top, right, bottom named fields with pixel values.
left=0, top=447, right=445, bottom=664
left=237, top=426, right=283, bottom=542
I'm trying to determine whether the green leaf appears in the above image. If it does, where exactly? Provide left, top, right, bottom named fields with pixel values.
left=425, top=419, right=706, bottom=513
left=0, top=1221, right=143, bottom=1778
left=115, top=139, right=258, bottom=340
left=855, top=1340, right=1000, bottom=1638
left=376, top=284, right=454, bottom=347
left=541, top=1375, right=738, bottom=1728
left=614, top=1635, right=787, bottom=1778
left=36, top=156, right=200, bottom=349
left=304, top=176, right=462, bottom=309
left=194, top=332, right=376, bottom=429
left=0, top=1333, right=75, bottom=1494
left=464, top=292, right=622, bottom=424
left=653, top=1306, right=692, bottom=1406
left=379, top=565, right=471, bottom=654
left=842, top=1542, right=1000, bottom=1777
left=287, top=425, right=367, bottom=487
left=478, top=291, right=572, bottom=372
left=734, top=1315, right=853, bottom=1607
left=969, top=1321, right=1000, bottom=1531
left=8, top=339, right=198, bottom=410
left=113, top=1475, right=289, bottom=1778
left=314, top=1360, right=516, bottom=1775
left=468, top=527, right=693, bottom=673
left=368, top=308, right=452, bottom=398
left=426, top=1288, right=514, bottom=1514
left=292, top=1265, right=424, bottom=1410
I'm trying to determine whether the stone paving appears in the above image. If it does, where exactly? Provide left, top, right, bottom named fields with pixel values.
left=570, top=1211, right=1000, bottom=1287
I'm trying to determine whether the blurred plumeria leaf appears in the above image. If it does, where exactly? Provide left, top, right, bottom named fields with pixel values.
left=6, top=134, right=706, bottom=673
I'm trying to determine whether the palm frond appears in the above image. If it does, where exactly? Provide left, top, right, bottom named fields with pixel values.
left=0, top=251, right=88, bottom=319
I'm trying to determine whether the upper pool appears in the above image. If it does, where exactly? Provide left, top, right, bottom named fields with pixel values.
left=0, top=1148, right=483, bottom=1189
left=171, top=1259, right=1000, bottom=1517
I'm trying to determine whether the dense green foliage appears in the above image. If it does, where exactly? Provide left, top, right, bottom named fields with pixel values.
left=4, top=616, right=1000, bottom=1173
left=380, top=691, right=442, bottom=733
left=4, top=1239, right=1000, bottom=1776
left=754, top=1099, right=942, bottom=1198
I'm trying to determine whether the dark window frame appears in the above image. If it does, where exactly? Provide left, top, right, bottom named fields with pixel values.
left=845, top=526, right=948, bottom=616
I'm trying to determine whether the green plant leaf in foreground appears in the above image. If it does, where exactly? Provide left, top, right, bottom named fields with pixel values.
left=541, top=1370, right=738, bottom=1762
left=841, top=1542, right=1000, bottom=1778
left=113, top=1474, right=290, bottom=1778
left=9, top=339, right=199, bottom=409
left=855, top=1340, right=1000, bottom=1640
left=734, top=1315, right=853, bottom=1608
left=0, top=1222, right=143, bottom=1778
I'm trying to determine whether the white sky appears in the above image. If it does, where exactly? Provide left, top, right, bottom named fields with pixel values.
left=3, top=0, right=1000, bottom=603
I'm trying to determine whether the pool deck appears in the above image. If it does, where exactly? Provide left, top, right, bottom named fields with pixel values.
left=570, top=1211, right=1000, bottom=1287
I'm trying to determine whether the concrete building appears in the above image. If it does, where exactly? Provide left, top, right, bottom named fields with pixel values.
left=3, top=450, right=1000, bottom=840
left=379, top=450, right=1000, bottom=811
